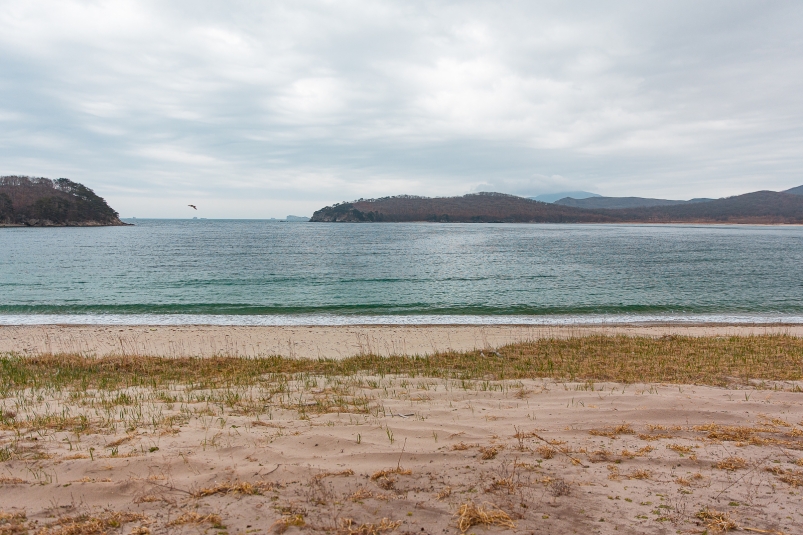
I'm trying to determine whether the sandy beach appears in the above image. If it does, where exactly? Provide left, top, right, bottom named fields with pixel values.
left=2, top=327, right=803, bottom=533
left=1, top=373, right=802, bottom=534
left=2, top=323, right=803, bottom=358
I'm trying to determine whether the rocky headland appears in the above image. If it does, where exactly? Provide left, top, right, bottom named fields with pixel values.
left=0, top=175, right=128, bottom=227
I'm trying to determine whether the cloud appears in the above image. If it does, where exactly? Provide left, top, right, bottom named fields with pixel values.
left=0, top=1, right=802, bottom=217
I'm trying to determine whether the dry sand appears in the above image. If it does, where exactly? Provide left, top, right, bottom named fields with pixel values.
left=2, top=325, right=803, bottom=533
left=2, top=375, right=803, bottom=534
left=2, top=323, right=803, bottom=358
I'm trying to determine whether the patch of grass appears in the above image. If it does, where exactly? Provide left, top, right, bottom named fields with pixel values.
left=273, top=514, right=305, bottom=533
left=627, top=469, right=651, bottom=480
left=696, top=507, right=737, bottom=532
left=0, top=511, right=27, bottom=533
left=370, top=468, right=411, bottom=480
left=436, top=487, right=452, bottom=500
left=638, top=432, right=674, bottom=441
left=337, top=517, right=401, bottom=535
left=455, top=502, right=515, bottom=533
left=766, top=466, right=803, bottom=487
left=479, top=446, right=500, bottom=460
left=349, top=488, right=374, bottom=501
left=370, top=467, right=410, bottom=491
left=35, top=512, right=147, bottom=535
left=537, top=445, right=556, bottom=459
left=3, top=334, right=803, bottom=393
left=589, top=423, right=634, bottom=438
left=168, top=512, right=223, bottom=528
left=715, top=457, right=748, bottom=471
left=667, top=443, right=694, bottom=455
left=192, top=480, right=273, bottom=497
left=695, top=424, right=768, bottom=442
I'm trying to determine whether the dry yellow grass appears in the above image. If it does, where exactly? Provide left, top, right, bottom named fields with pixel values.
left=638, top=432, right=674, bottom=441
left=715, top=457, right=748, bottom=471
left=28, top=512, right=148, bottom=535
left=370, top=467, right=411, bottom=480
left=778, top=470, right=803, bottom=487
left=537, top=445, right=556, bottom=459
left=0, top=512, right=26, bottom=520
left=627, top=469, right=651, bottom=480
left=696, top=507, right=737, bottom=532
left=479, top=446, right=500, bottom=460
left=273, top=514, right=305, bottom=533
left=695, top=424, right=767, bottom=442
left=766, top=466, right=803, bottom=487
left=455, top=502, right=515, bottom=533
left=338, top=518, right=401, bottom=535
left=607, top=465, right=621, bottom=480
left=349, top=488, right=374, bottom=501
left=167, top=512, right=223, bottom=527
left=0, top=511, right=26, bottom=534
left=191, top=480, right=273, bottom=497
left=589, top=423, right=635, bottom=438
left=666, top=443, right=693, bottom=455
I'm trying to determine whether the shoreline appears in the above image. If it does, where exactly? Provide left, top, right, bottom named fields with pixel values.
left=3, top=323, right=803, bottom=359
left=3, top=312, right=803, bottom=326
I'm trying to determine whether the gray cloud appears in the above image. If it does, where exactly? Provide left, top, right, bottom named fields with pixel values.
left=1, top=1, right=801, bottom=217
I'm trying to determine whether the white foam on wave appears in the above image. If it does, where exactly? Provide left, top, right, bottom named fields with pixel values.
left=1, top=313, right=803, bottom=326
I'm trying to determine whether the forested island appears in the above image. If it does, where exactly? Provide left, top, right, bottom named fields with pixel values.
left=310, top=188, right=803, bottom=224
left=0, top=176, right=127, bottom=227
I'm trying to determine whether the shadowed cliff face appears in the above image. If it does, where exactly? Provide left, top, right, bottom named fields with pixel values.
left=309, top=202, right=386, bottom=222
left=0, top=176, right=128, bottom=227
left=310, top=190, right=803, bottom=224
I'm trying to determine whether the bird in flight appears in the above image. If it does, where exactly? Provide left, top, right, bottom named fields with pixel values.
left=188, top=204, right=197, bottom=210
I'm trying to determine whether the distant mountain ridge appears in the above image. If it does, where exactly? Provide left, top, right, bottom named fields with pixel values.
left=531, top=191, right=601, bottom=203
left=533, top=184, right=803, bottom=209
left=311, top=187, right=803, bottom=224
left=0, top=175, right=127, bottom=227
left=554, top=196, right=715, bottom=209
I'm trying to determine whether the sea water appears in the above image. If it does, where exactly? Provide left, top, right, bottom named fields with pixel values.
left=1, top=220, right=802, bottom=325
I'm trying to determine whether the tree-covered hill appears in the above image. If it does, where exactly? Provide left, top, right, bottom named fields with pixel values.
left=0, top=176, right=127, bottom=226
left=310, top=189, right=803, bottom=224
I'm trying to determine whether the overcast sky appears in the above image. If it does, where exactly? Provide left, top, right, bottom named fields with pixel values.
left=1, top=1, right=802, bottom=218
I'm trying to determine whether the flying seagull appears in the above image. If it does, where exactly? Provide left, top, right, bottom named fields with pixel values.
left=188, top=204, right=197, bottom=210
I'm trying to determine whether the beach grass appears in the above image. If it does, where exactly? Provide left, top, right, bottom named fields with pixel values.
left=2, top=334, right=802, bottom=394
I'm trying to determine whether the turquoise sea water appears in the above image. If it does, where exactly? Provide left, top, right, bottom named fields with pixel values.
left=1, top=220, right=802, bottom=325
